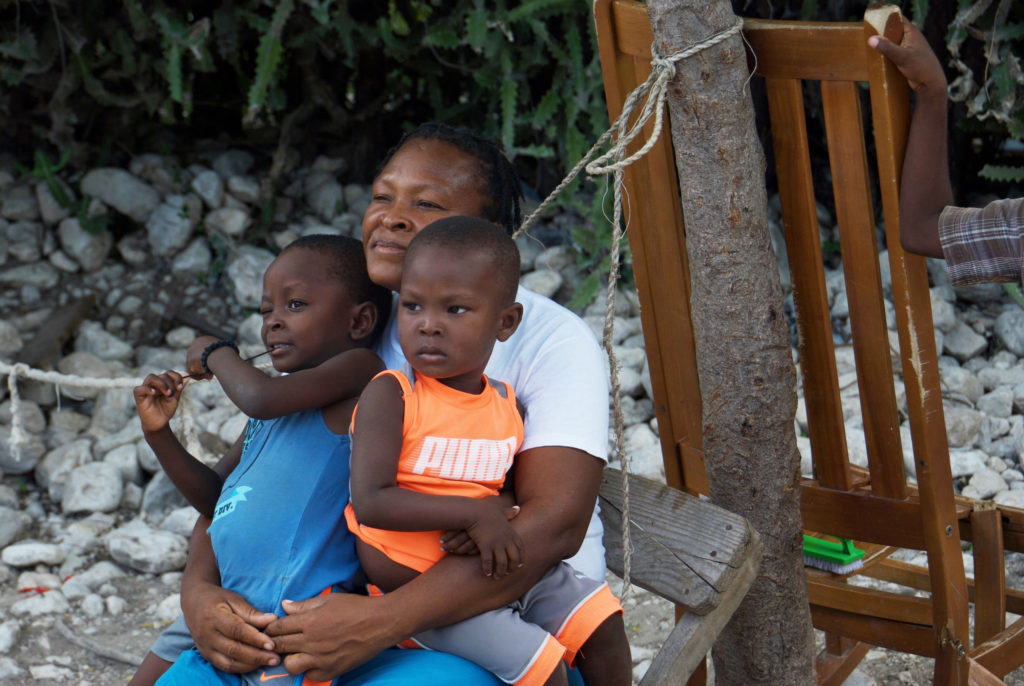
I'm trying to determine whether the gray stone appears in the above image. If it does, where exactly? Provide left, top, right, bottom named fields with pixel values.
left=146, top=194, right=201, bottom=256
left=520, top=269, right=562, bottom=298
left=978, top=386, right=1014, bottom=418
left=55, top=354, right=111, bottom=403
left=36, top=439, right=93, bottom=502
left=156, top=592, right=183, bottom=622
left=996, top=308, right=1024, bottom=356
left=136, top=439, right=160, bottom=473
left=0, top=320, right=22, bottom=355
left=979, top=365, right=1024, bottom=391
left=306, top=176, right=344, bottom=221
left=5, top=221, right=42, bottom=261
left=0, top=188, right=39, bottom=221
left=48, top=249, right=79, bottom=272
left=141, top=470, right=189, bottom=519
left=0, top=657, right=23, bottom=680
left=218, top=412, right=249, bottom=445
left=0, top=507, right=31, bottom=548
left=106, top=595, right=128, bottom=615
left=191, top=169, right=224, bottom=208
left=171, top=237, right=212, bottom=276
left=165, top=326, right=197, bottom=349
left=0, top=398, right=45, bottom=433
left=930, top=289, right=958, bottom=333
left=944, top=404, right=983, bottom=448
left=1, top=540, right=65, bottom=567
left=104, top=518, right=187, bottom=573
left=943, top=321, right=988, bottom=362
left=621, top=423, right=665, bottom=481
left=159, top=506, right=199, bottom=537
left=35, top=180, right=73, bottom=225
left=236, top=312, right=264, bottom=347
left=226, top=245, right=275, bottom=308
left=117, top=231, right=150, bottom=265
left=81, top=592, right=105, bottom=617
left=0, top=426, right=46, bottom=474
left=93, top=421, right=144, bottom=455
left=80, top=168, right=160, bottom=223
left=73, top=320, right=133, bottom=362
left=0, top=262, right=59, bottom=289
left=0, top=620, right=20, bottom=654
left=11, top=590, right=69, bottom=617
left=535, top=245, right=575, bottom=272
left=205, top=207, right=252, bottom=236
left=995, top=490, right=1024, bottom=508
left=939, top=366, right=984, bottom=404
left=949, top=449, right=989, bottom=477
left=63, top=462, right=123, bottom=514
left=212, top=150, right=255, bottom=178
left=227, top=175, right=261, bottom=203
left=967, top=467, right=1008, bottom=499
left=57, top=217, right=113, bottom=271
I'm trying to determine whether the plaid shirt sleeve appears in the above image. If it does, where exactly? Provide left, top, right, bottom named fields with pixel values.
left=939, top=197, right=1024, bottom=286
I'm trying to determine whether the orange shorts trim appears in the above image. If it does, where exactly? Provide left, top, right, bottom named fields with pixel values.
left=514, top=634, right=566, bottom=686
left=556, top=584, right=623, bottom=667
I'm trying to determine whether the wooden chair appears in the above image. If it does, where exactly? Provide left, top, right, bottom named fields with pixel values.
left=598, top=468, right=762, bottom=684
left=593, top=2, right=1024, bottom=683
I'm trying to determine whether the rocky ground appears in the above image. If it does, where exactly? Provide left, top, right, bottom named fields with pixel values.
left=2, top=147, right=1024, bottom=684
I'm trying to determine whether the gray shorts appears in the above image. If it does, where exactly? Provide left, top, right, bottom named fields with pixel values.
left=150, top=615, right=194, bottom=662
left=404, top=562, right=620, bottom=684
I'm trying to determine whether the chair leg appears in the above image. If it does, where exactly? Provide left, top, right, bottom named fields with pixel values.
left=815, top=633, right=870, bottom=686
left=971, top=505, right=1006, bottom=645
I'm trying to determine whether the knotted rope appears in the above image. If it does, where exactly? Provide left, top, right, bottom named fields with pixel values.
left=515, top=15, right=745, bottom=596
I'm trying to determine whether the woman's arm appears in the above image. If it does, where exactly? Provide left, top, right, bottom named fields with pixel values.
left=187, top=336, right=382, bottom=420
left=267, top=445, right=602, bottom=681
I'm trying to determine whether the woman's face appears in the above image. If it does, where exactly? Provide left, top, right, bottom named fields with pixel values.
left=362, top=138, right=491, bottom=291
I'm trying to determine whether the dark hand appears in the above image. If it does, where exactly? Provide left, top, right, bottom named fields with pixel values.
left=267, top=594, right=402, bottom=681
left=134, top=371, right=185, bottom=433
left=868, top=16, right=947, bottom=95
left=441, top=504, right=520, bottom=556
left=466, top=502, right=525, bottom=578
left=182, top=580, right=279, bottom=673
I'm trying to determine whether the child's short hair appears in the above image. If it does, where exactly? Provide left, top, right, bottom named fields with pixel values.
left=406, top=217, right=521, bottom=306
left=377, top=123, right=523, bottom=236
left=282, top=234, right=392, bottom=343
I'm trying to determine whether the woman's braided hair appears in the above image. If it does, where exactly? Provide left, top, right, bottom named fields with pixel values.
left=376, top=123, right=523, bottom=236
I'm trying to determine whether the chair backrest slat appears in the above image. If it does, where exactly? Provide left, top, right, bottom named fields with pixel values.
left=821, top=79, right=908, bottom=499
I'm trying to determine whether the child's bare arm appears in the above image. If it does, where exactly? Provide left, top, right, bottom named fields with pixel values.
left=133, top=371, right=237, bottom=517
left=187, top=336, right=383, bottom=420
left=869, top=16, right=952, bottom=258
left=349, top=375, right=525, bottom=578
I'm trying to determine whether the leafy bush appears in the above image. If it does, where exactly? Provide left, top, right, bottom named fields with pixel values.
left=1, top=0, right=620, bottom=305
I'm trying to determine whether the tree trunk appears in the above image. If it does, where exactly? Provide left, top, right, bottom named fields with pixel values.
left=645, top=1, right=816, bottom=683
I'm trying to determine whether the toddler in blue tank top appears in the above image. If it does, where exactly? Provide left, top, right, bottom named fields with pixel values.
left=133, top=234, right=391, bottom=685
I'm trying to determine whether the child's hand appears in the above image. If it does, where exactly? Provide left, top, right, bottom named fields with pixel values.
left=441, top=504, right=519, bottom=555
left=134, top=371, right=186, bottom=433
left=868, top=16, right=947, bottom=96
left=465, top=503, right=524, bottom=578
left=186, top=335, right=221, bottom=380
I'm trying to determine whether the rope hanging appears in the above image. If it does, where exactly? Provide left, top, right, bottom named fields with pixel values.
left=514, top=16, right=745, bottom=596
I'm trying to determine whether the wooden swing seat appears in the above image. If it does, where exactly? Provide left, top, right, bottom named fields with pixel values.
left=594, top=1, right=1024, bottom=684
left=598, top=468, right=762, bottom=684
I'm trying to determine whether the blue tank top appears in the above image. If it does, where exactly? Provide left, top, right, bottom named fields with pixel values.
left=207, top=410, right=360, bottom=615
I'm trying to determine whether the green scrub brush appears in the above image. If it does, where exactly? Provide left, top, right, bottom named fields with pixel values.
left=803, top=535, right=865, bottom=575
